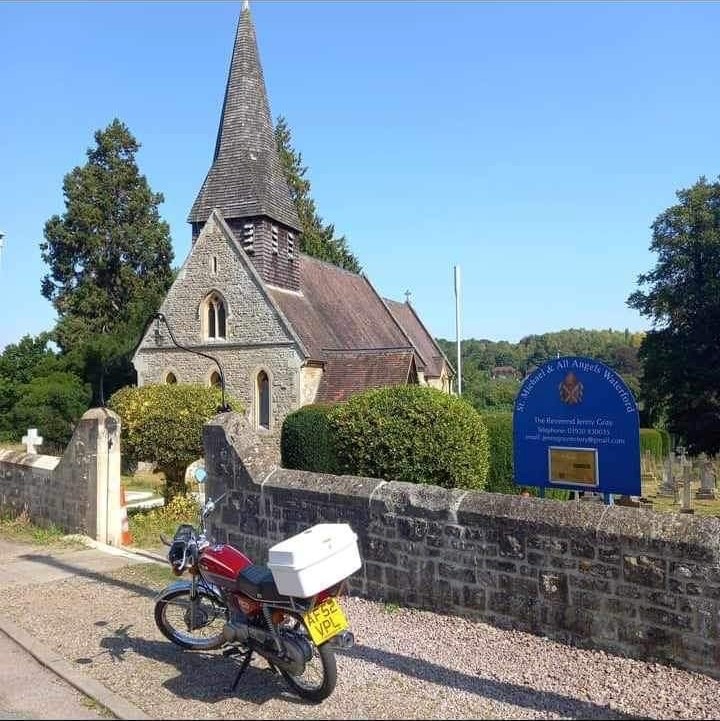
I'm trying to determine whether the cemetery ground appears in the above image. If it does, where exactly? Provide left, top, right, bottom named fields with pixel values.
left=1, top=534, right=720, bottom=720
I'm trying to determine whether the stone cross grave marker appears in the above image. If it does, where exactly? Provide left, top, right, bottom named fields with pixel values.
left=696, top=454, right=717, bottom=500
left=658, top=453, right=676, bottom=497
left=680, top=461, right=694, bottom=513
left=21, top=428, right=43, bottom=455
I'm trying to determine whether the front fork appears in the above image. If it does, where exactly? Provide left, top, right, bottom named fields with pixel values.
left=187, top=572, right=200, bottom=631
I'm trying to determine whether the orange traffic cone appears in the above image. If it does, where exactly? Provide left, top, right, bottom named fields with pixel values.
left=120, top=486, right=133, bottom=546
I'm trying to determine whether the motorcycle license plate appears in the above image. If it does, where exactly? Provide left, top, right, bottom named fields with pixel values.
left=303, top=597, right=348, bottom=645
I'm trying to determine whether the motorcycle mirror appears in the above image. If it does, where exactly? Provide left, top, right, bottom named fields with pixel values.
left=194, top=467, right=207, bottom=484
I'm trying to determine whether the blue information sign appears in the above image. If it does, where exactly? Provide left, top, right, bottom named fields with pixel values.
left=513, top=356, right=640, bottom=496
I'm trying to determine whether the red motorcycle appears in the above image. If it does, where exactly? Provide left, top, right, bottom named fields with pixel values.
left=154, top=469, right=360, bottom=702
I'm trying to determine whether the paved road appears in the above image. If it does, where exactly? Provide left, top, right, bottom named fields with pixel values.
left=0, top=630, right=107, bottom=720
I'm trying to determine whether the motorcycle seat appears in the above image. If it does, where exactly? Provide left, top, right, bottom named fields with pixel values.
left=236, top=564, right=288, bottom=602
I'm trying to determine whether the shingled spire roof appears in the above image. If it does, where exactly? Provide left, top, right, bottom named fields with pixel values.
left=188, top=3, right=301, bottom=230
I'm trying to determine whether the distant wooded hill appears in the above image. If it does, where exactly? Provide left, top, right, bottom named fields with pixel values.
left=436, top=329, right=644, bottom=414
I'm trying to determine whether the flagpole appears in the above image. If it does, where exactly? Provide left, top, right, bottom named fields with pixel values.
left=454, top=265, right=462, bottom=396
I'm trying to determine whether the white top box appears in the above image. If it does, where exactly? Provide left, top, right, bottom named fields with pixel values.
left=268, top=523, right=362, bottom=598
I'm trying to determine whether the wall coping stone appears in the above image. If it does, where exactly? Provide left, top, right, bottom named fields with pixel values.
left=0, top=450, right=60, bottom=471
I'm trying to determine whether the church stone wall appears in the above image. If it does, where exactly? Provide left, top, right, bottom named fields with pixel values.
left=134, top=214, right=306, bottom=430
left=300, top=365, right=323, bottom=406
left=136, top=346, right=301, bottom=432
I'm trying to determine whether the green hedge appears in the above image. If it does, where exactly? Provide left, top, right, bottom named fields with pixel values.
left=640, top=428, right=663, bottom=460
left=479, top=412, right=515, bottom=494
left=329, top=386, right=490, bottom=490
left=281, top=404, right=339, bottom=473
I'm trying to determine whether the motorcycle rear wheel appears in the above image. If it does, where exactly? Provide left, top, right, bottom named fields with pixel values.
left=278, top=612, right=337, bottom=702
left=155, top=588, right=228, bottom=650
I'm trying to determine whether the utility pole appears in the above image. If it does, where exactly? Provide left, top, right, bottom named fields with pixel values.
left=454, top=265, right=462, bottom=395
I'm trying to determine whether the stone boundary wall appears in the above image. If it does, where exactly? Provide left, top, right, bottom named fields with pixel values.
left=204, top=412, right=720, bottom=679
left=0, top=409, right=121, bottom=543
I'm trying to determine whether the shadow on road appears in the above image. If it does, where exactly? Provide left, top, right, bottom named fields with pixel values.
left=77, top=623, right=310, bottom=707
left=338, top=644, right=643, bottom=720
left=17, top=551, right=159, bottom=599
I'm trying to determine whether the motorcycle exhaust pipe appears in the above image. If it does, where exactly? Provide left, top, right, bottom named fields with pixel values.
left=222, top=622, right=277, bottom=647
left=222, top=622, right=306, bottom=675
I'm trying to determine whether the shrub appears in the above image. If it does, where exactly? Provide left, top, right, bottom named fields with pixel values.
left=281, top=404, right=339, bottom=473
left=479, top=412, right=516, bottom=494
left=328, top=386, right=490, bottom=490
left=109, top=384, right=240, bottom=501
left=640, top=428, right=663, bottom=460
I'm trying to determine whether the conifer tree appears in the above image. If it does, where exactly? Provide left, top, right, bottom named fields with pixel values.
left=41, top=119, right=174, bottom=402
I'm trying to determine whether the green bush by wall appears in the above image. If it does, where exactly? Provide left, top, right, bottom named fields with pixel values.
left=640, top=428, right=663, bottom=460
left=281, top=404, right=339, bottom=473
left=479, top=412, right=515, bottom=494
left=109, top=383, right=240, bottom=501
left=329, top=386, right=490, bottom=490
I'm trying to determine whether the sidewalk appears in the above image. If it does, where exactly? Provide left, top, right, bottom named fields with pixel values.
left=0, top=538, right=151, bottom=720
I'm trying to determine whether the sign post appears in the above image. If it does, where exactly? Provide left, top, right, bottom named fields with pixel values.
left=513, top=356, right=641, bottom=501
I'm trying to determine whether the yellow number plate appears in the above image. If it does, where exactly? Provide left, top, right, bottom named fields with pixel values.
left=303, top=597, right=348, bottom=645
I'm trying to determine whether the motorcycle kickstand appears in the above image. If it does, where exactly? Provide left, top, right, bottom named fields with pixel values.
left=226, top=649, right=254, bottom=692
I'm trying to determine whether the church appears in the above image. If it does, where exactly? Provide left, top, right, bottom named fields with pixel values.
left=133, top=3, right=453, bottom=432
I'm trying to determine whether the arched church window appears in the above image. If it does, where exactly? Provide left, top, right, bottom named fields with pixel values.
left=165, top=372, right=177, bottom=384
left=256, top=370, right=270, bottom=430
left=209, top=371, right=221, bottom=388
left=203, top=292, right=227, bottom=340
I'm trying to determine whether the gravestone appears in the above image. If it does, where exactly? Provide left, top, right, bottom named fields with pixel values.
left=680, top=462, right=695, bottom=514
left=658, top=454, right=676, bottom=497
left=696, top=454, right=717, bottom=500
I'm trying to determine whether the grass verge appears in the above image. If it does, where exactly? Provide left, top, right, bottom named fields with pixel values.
left=0, top=509, right=83, bottom=547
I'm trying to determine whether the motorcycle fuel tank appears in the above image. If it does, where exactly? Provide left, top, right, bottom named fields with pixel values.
left=199, top=544, right=253, bottom=588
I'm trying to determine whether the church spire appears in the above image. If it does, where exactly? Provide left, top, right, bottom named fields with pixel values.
left=188, top=3, right=300, bottom=232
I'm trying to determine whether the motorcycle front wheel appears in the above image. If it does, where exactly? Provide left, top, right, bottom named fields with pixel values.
left=278, top=612, right=337, bottom=703
left=154, top=587, right=228, bottom=650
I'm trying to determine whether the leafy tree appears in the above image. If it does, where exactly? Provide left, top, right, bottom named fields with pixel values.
left=0, top=332, right=58, bottom=384
left=275, top=116, right=361, bottom=272
left=109, top=384, right=240, bottom=502
left=40, top=119, right=174, bottom=403
left=10, top=372, right=91, bottom=449
left=628, top=177, right=720, bottom=453
left=0, top=333, right=89, bottom=444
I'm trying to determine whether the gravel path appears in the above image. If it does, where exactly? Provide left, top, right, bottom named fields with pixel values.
left=4, top=561, right=720, bottom=720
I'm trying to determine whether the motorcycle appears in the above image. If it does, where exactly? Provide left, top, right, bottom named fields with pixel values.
left=154, top=468, right=360, bottom=702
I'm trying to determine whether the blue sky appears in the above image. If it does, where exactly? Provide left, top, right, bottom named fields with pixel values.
left=1, top=1, right=719, bottom=351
